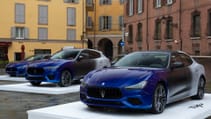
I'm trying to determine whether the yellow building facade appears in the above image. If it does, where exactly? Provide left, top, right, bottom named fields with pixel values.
left=86, top=0, right=124, bottom=59
left=0, top=0, right=86, bottom=62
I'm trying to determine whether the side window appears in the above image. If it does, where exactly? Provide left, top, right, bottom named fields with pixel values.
left=171, top=54, right=184, bottom=68
left=88, top=51, right=101, bottom=59
left=80, top=51, right=89, bottom=59
left=179, top=53, right=193, bottom=66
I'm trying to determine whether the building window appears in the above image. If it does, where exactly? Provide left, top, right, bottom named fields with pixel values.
left=119, top=16, right=124, bottom=30
left=191, top=11, right=200, bottom=37
left=155, top=0, right=161, bottom=8
left=11, top=27, right=29, bottom=39
left=129, top=0, right=134, bottom=16
left=209, top=43, right=211, bottom=55
left=34, top=49, right=51, bottom=55
left=15, top=52, right=21, bottom=61
left=154, top=20, right=161, bottom=40
left=166, top=17, right=173, bottom=39
left=38, top=28, right=48, bottom=40
left=67, top=7, right=76, bottom=26
left=99, top=16, right=112, bottom=31
left=87, top=16, right=93, bottom=28
left=128, top=25, right=133, bottom=43
left=38, top=5, right=48, bottom=25
left=64, top=0, right=79, bottom=3
left=167, top=0, right=173, bottom=5
left=87, top=0, right=93, bottom=6
left=120, top=0, right=124, bottom=4
left=137, top=0, right=143, bottom=14
left=15, top=3, right=25, bottom=23
left=100, top=0, right=112, bottom=5
left=137, top=23, right=142, bottom=41
left=208, top=10, right=211, bottom=36
left=67, top=29, right=76, bottom=40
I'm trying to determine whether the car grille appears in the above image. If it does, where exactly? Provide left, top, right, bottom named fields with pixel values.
left=27, top=67, right=44, bottom=75
left=87, top=87, right=122, bottom=99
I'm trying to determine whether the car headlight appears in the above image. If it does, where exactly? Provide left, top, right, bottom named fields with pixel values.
left=125, top=80, right=147, bottom=90
left=44, top=66, right=59, bottom=70
left=17, top=65, right=27, bottom=69
left=80, top=79, right=87, bottom=87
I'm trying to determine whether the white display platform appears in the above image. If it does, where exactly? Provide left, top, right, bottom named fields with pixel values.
left=28, top=94, right=211, bottom=119
left=0, top=83, right=80, bottom=95
left=0, top=75, right=26, bottom=82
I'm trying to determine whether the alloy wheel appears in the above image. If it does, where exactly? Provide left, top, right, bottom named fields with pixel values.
left=58, top=70, right=72, bottom=87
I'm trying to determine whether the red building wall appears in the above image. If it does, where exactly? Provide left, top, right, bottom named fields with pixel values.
left=124, top=0, right=211, bottom=55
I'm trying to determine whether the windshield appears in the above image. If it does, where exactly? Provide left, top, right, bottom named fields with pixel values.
left=114, top=52, right=169, bottom=68
left=51, top=50, right=80, bottom=60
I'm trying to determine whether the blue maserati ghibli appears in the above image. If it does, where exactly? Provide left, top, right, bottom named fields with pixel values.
left=80, top=51, right=206, bottom=113
left=25, top=48, right=110, bottom=87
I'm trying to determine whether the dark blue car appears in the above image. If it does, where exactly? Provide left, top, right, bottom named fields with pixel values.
left=25, top=48, right=110, bottom=87
left=5, top=54, right=50, bottom=77
left=80, top=51, right=206, bottom=113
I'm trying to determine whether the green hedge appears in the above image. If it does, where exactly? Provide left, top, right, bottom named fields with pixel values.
left=0, top=60, right=9, bottom=68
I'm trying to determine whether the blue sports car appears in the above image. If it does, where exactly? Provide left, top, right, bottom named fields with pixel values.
left=80, top=51, right=206, bottom=113
left=25, top=48, right=110, bottom=87
left=5, top=54, right=50, bottom=77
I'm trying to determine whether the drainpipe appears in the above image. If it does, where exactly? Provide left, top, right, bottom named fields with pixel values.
left=146, top=0, right=149, bottom=50
left=93, top=0, right=96, bottom=49
left=179, top=0, right=182, bottom=51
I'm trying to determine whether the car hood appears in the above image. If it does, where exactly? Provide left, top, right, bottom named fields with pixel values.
left=85, top=67, right=154, bottom=88
left=28, top=59, right=72, bottom=67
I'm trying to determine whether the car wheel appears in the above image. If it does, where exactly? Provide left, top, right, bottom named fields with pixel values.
left=151, top=84, right=167, bottom=114
left=30, top=81, right=41, bottom=86
left=192, top=77, right=205, bottom=99
left=58, top=70, right=72, bottom=87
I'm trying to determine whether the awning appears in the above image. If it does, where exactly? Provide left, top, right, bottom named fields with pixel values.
left=0, top=42, right=12, bottom=46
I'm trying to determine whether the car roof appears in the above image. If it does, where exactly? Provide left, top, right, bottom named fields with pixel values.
left=132, top=50, right=187, bottom=55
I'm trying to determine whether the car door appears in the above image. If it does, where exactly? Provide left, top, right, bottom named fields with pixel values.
left=73, top=50, right=96, bottom=79
left=167, top=53, right=190, bottom=102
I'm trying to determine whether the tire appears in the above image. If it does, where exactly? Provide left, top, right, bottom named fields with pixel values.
left=58, top=70, right=72, bottom=87
left=151, top=84, right=167, bottom=114
left=191, top=77, right=205, bottom=99
left=30, top=81, right=41, bottom=86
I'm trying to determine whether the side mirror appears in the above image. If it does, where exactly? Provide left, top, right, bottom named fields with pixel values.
left=171, top=61, right=184, bottom=69
left=77, top=55, right=84, bottom=61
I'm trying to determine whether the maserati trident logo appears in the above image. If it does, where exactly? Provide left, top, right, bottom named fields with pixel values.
left=100, top=90, right=106, bottom=98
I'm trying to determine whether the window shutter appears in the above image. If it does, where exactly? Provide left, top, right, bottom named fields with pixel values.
left=11, top=27, right=16, bottom=39
left=126, top=1, right=129, bottom=16
left=75, top=0, right=79, bottom=3
left=99, top=16, right=103, bottom=30
left=67, top=29, right=76, bottom=40
left=38, top=28, right=48, bottom=40
left=39, top=6, right=48, bottom=24
left=108, top=16, right=112, bottom=30
left=24, top=27, right=29, bottom=39
left=15, top=4, right=25, bottom=23
left=67, top=8, right=76, bottom=26
left=153, top=0, right=156, bottom=8
left=109, top=0, right=112, bottom=4
left=100, top=0, right=103, bottom=5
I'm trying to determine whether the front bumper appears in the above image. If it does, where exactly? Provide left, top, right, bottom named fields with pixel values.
left=80, top=86, right=153, bottom=109
left=26, top=68, right=60, bottom=83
